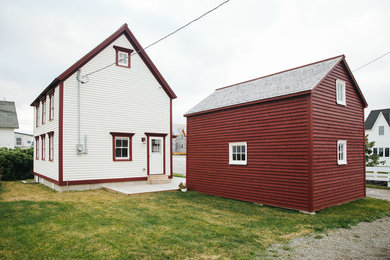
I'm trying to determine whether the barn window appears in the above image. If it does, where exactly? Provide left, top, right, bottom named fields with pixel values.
left=337, top=140, right=347, bottom=165
left=336, top=79, right=346, bottom=106
left=229, top=142, right=247, bottom=165
left=113, top=46, right=134, bottom=68
left=379, top=126, right=384, bottom=135
left=110, top=132, right=134, bottom=161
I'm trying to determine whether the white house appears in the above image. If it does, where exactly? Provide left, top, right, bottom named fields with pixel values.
left=31, top=24, right=177, bottom=191
left=0, top=101, right=19, bottom=149
left=15, top=132, right=33, bottom=148
left=365, top=108, right=390, bottom=165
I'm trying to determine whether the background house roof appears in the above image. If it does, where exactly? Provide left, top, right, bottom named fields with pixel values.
left=365, top=108, right=390, bottom=129
left=0, top=101, right=19, bottom=128
left=185, top=56, right=345, bottom=116
left=172, top=123, right=186, bottom=137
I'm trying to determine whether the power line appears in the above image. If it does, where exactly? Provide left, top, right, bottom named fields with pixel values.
left=353, top=51, right=390, bottom=72
left=84, top=0, right=230, bottom=79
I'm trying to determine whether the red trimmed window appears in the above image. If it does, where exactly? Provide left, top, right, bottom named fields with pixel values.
left=35, top=136, right=39, bottom=159
left=41, top=134, right=46, bottom=160
left=110, top=132, right=134, bottom=161
left=48, top=132, right=54, bottom=161
left=49, top=92, right=54, bottom=120
left=36, top=105, right=40, bottom=127
left=42, top=99, right=46, bottom=124
left=113, top=46, right=134, bottom=68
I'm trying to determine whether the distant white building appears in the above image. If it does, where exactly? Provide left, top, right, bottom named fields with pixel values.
left=15, top=132, right=33, bottom=148
left=172, top=124, right=186, bottom=154
left=0, top=101, right=19, bottom=149
left=365, top=108, right=390, bottom=165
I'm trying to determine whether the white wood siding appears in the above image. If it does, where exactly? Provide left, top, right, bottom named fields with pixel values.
left=0, top=128, right=14, bottom=149
left=62, top=35, right=171, bottom=181
left=33, top=87, right=59, bottom=180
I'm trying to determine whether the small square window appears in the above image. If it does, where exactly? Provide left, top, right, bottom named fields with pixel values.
left=337, top=140, right=347, bottom=165
left=229, top=142, right=247, bottom=165
left=379, top=126, right=384, bottom=135
left=336, top=79, right=346, bottom=106
left=114, top=46, right=133, bottom=68
left=16, top=138, right=22, bottom=146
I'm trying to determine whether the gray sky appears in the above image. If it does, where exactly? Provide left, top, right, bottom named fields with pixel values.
left=1, top=0, right=389, bottom=134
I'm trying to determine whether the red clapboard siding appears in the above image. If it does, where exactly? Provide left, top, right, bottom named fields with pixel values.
left=187, top=94, right=311, bottom=211
left=311, top=61, right=365, bottom=211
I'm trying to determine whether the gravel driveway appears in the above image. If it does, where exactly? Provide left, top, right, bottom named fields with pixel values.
left=268, top=189, right=390, bottom=259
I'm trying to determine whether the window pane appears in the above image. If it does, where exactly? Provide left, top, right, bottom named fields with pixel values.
left=242, top=145, right=245, bottom=153
left=115, top=148, right=121, bottom=158
left=233, top=146, right=236, bottom=153
left=379, top=148, right=383, bottom=157
left=122, top=139, right=128, bottom=147
left=373, top=148, right=377, bottom=155
left=242, top=154, right=246, bottom=161
left=233, top=154, right=236, bottom=160
left=385, top=148, right=389, bottom=157
left=122, top=148, right=128, bottom=158
left=237, top=146, right=241, bottom=153
left=116, top=139, right=121, bottom=147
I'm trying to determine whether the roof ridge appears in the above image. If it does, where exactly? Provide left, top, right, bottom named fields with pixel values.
left=215, top=55, right=344, bottom=91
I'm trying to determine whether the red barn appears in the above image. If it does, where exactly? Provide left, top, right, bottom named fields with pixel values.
left=184, top=55, right=367, bottom=213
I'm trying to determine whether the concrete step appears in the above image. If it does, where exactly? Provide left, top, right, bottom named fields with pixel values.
left=148, top=175, right=171, bottom=184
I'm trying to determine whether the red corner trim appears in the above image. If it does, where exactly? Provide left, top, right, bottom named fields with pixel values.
left=307, top=94, right=314, bottom=212
left=170, top=99, right=173, bottom=179
left=59, top=81, right=64, bottom=185
left=31, top=23, right=176, bottom=106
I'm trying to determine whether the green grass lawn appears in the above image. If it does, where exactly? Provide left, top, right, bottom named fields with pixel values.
left=1, top=181, right=390, bottom=259
left=366, top=184, right=390, bottom=190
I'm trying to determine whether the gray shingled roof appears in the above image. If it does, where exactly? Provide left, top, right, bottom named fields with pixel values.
left=0, top=101, right=19, bottom=128
left=185, top=56, right=342, bottom=115
left=365, top=108, right=390, bottom=130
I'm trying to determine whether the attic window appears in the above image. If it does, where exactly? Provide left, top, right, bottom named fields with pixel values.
left=336, top=79, right=346, bottom=106
left=113, top=46, right=134, bottom=68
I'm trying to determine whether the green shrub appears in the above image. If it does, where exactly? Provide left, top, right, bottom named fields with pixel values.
left=0, top=147, right=33, bottom=181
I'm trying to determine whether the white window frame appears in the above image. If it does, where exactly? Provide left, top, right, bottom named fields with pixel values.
left=336, top=79, right=346, bottom=106
left=337, top=140, right=347, bottom=165
left=379, top=126, right=384, bottom=136
left=118, top=51, right=129, bottom=67
left=115, top=137, right=130, bottom=160
left=229, top=142, right=247, bottom=165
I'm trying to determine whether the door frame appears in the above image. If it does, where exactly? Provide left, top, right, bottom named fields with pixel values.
left=145, top=132, right=168, bottom=175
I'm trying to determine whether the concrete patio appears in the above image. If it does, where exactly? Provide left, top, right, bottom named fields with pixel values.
left=102, top=177, right=184, bottom=195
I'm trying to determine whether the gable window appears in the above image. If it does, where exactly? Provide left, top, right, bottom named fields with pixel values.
left=110, top=132, right=134, bottom=161
left=35, top=136, right=39, bottom=160
left=379, top=126, right=384, bottom=135
left=337, top=140, right=347, bottom=165
left=113, top=46, right=134, bottom=68
left=16, top=138, right=22, bottom=146
left=41, top=134, right=46, bottom=160
left=48, top=132, right=54, bottom=161
left=42, top=99, right=46, bottom=124
left=336, top=79, right=346, bottom=106
left=229, top=142, right=247, bottom=165
left=36, top=105, right=40, bottom=127
left=49, top=92, right=54, bottom=120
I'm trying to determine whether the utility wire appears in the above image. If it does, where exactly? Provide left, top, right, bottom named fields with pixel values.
left=353, top=51, right=390, bottom=72
left=84, top=0, right=230, bottom=79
